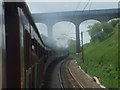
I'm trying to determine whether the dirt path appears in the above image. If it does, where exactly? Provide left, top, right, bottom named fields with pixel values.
left=67, top=59, right=102, bottom=88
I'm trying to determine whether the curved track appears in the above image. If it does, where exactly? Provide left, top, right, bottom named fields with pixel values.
left=42, top=56, right=86, bottom=89
left=42, top=56, right=68, bottom=88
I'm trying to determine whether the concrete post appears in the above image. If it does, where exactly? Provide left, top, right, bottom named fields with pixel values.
left=75, top=23, right=80, bottom=53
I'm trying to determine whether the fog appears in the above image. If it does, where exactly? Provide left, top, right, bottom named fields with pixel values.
left=36, top=20, right=100, bottom=49
left=40, top=33, right=69, bottom=51
left=28, top=2, right=118, bottom=48
left=53, top=22, right=75, bottom=48
left=36, top=22, right=76, bottom=49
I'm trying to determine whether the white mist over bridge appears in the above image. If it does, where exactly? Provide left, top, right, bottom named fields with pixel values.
left=32, top=8, right=120, bottom=53
left=27, top=2, right=119, bottom=53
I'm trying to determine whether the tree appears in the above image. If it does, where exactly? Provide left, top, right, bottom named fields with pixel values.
left=87, top=21, right=115, bottom=42
left=87, top=23, right=103, bottom=41
left=102, top=22, right=113, bottom=34
left=109, top=19, right=120, bottom=27
left=87, top=23, right=102, bottom=37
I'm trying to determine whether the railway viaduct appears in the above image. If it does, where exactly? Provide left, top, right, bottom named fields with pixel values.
left=32, top=8, right=120, bottom=53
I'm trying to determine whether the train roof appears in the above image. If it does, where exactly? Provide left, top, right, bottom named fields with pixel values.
left=18, top=2, right=54, bottom=50
left=16, top=2, right=47, bottom=47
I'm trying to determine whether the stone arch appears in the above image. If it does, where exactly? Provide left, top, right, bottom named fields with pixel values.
left=52, top=21, right=76, bottom=48
left=107, top=18, right=120, bottom=23
left=79, top=19, right=101, bottom=44
left=79, top=18, right=102, bottom=24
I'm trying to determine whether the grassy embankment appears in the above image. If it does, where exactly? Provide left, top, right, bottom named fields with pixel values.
left=69, top=24, right=119, bottom=88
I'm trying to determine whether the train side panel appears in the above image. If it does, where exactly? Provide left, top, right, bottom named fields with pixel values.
left=18, top=5, right=46, bottom=88
left=1, top=2, right=67, bottom=89
left=0, top=1, right=3, bottom=89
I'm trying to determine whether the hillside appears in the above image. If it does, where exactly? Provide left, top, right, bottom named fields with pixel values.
left=68, top=20, right=119, bottom=88
left=77, top=28, right=118, bottom=88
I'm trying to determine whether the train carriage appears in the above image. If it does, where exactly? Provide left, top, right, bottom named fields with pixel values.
left=1, top=1, right=48, bottom=88
left=0, top=1, right=69, bottom=89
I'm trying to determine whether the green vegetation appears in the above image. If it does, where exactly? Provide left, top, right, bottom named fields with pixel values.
left=68, top=40, right=76, bottom=54
left=88, top=22, right=114, bottom=42
left=69, top=19, right=119, bottom=88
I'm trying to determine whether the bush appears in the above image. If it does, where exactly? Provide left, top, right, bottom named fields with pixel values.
left=88, top=21, right=115, bottom=42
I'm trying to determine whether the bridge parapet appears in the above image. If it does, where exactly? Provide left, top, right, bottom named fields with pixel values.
left=32, top=8, right=120, bottom=24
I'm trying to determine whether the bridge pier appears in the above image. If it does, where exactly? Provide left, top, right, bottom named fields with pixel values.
left=75, top=23, right=80, bottom=54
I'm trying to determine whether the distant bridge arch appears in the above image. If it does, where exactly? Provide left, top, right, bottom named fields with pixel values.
left=32, top=8, right=120, bottom=53
left=107, top=18, right=120, bottom=23
left=53, top=21, right=75, bottom=39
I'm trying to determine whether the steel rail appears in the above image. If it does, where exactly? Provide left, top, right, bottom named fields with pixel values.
left=67, top=60, right=85, bottom=89
left=59, top=60, right=65, bottom=90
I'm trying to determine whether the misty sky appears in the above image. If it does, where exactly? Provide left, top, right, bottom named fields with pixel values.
left=27, top=2, right=119, bottom=45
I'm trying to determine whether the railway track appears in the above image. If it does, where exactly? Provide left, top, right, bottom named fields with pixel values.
left=67, top=63, right=84, bottom=89
left=58, top=57, right=85, bottom=89
left=59, top=60, right=65, bottom=89
left=66, top=58, right=106, bottom=89
left=62, top=57, right=85, bottom=89
left=42, top=56, right=68, bottom=88
left=43, top=56, right=98, bottom=89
